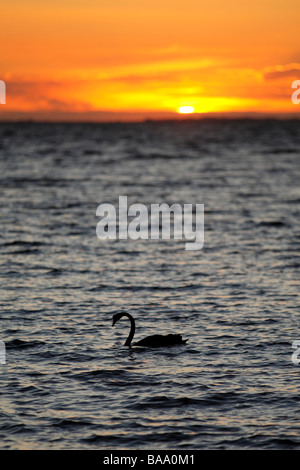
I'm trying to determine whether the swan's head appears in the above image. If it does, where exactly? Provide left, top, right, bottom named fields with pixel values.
left=112, top=311, right=127, bottom=326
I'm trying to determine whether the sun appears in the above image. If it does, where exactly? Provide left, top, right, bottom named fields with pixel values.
left=177, top=105, right=195, bottom=114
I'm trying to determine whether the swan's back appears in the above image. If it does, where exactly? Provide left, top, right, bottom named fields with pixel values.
left=134, top=334, right=187, bottom=348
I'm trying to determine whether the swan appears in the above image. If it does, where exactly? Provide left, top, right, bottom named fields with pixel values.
left=112, top=312, right=187, bottom=348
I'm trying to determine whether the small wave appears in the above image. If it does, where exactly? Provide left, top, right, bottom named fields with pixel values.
left=221, top=434, right=300, bottom=449
left=129, top=151, right=178, bottom=160
left=1, top=423, right=34, bottom=435
left=45, top=268, right=64, bottom=276
left=268, top=437, right=300, bottom=449
left=72, top=369, right=163, bottom=389
left=256, top=220, right=286, bottom=227
left=51, top=418, right=92, bottom=428
left=89, top=284, right=199, bottom=292
left=1, top=240, right=47, bottom=247
left=5, top=339, right=46, bottom=350
left=263, top=147, right=298, bottom=155
left=81, top=429, right=187, bottom=445
left=6, top=248, right=40, bottom=255
left=131, top=395, right=222, bottom=410
left=73, top=369, right=133, bottom=381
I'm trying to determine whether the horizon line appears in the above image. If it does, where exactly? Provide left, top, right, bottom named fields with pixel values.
left=0, top=110, right=299, bottom=125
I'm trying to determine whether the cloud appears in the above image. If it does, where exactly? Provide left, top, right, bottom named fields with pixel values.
left=264, top=63, right=300, bottom=80
left=4, top=80, right=93, bottom=112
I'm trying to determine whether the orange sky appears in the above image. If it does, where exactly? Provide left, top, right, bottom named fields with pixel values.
left=1, top=0, right=300, bottom=121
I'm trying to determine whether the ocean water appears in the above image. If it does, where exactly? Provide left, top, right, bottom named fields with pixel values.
left=0, top=118, right=300, bottom=450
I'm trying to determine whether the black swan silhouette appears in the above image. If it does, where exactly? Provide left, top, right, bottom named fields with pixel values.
left=112, top=312, right=187, bottom=348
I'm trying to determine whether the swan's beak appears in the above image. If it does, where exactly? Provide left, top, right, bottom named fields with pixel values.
left=112, top=312, right=123, bottom=326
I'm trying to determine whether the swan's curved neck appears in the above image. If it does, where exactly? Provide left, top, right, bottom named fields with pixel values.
left=123, top=312, right=135, bottom=346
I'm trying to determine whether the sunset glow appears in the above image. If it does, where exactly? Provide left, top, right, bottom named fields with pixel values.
left=0, top=0, right=299, bottom=121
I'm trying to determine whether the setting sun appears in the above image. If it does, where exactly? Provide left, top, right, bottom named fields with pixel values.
left=178, top=106, right=195, bottom=114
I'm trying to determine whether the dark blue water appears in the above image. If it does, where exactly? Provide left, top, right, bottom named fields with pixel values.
left=0, top=119, right=300, bottom=449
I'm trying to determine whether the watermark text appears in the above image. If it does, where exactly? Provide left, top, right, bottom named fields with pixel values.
left=0, top=80, right=5, bottom=104
left=96, top=196, right=204, bottom=251
left=291, top=340, right=300, bottom=365
left=291, top=80, right=300, bottom=104
left=0, top=340, right=6, bottom=364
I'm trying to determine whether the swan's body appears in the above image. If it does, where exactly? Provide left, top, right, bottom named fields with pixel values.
left=112, top=312, right=187, bottom=348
